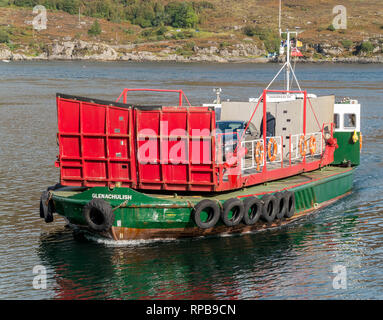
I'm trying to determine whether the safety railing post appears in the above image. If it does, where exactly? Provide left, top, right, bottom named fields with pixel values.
left=262, top=90, right=267, bottom=172
left=303, top=90, right=307, bottom=166
left=289, top=134, right=292, bottom=167
left=179, top=91, right=183, bottom=107
left=281, top=136, right=284, bottom=169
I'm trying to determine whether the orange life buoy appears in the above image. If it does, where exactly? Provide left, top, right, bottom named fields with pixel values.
left=309, top=135, right=316, bottom=155
left=255, top=141, right=264, bottom=171
left=299, top=135, right=307, bottom=157
left=267, top=138, right=278, bottom=162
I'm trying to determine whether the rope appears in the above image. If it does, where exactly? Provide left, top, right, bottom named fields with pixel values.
left=307, top=97, right=323, bottom=132
left=112, top=200, right=129, bottom=212
left=216, top=200, right=223, bottom=211
left=45, top=191, right=53, bottom=206
left=234, top=96, right=263, bottom=153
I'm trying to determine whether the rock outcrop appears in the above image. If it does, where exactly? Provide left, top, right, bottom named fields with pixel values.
left=1, top=39, right=383, bottom=63
left=47, top=40, right=118, bottom=60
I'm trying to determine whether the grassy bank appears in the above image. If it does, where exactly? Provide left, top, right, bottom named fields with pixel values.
left=0, top=0, right=382, bottom=61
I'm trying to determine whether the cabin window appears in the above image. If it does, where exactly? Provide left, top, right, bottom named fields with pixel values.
left=334, top=113, right=340, bottom=129
left=344, top=113, right=356, bottom=129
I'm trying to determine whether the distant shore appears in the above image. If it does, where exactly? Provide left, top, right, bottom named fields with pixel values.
left=1, top=40, right=382, bottom=64
left=2, top=56, right=382, bottom=64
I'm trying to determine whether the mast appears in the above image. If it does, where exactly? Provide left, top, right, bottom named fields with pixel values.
left=279, top=0, right=282, bottom=34
left=265, top=29, right=301, bottom=92
left=264, top=2, right=302, bottom=92
left=286, top=30, right=290, bottom=91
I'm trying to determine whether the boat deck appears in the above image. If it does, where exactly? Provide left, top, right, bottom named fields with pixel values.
left=52, top=166, right=353, bottom=204
left=147, top=165, right=353, bottom=202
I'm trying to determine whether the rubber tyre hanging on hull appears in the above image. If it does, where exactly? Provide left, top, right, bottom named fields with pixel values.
left=274, top=192, right=287, bottom=219
left=284, top=191, right=296, bottom=218
left=242, top=196, right=263, bottom=225
left=192, top=199, right=220, bottom=229
left=47, top=183, right=64, bottom=191
left=261, top=194, right=277, bottom=222
left=83, top=199, right=115, bottom=232
left=40, top=191, right=54, bottom=223
left=221, top=198, right=244, bottom=227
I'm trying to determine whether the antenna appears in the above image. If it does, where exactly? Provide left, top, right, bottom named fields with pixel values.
left=279, top=0, right=282, bottom=35
left=264, top=3, right=303, bottom=91
left=266, top=29, right=302, bottom=92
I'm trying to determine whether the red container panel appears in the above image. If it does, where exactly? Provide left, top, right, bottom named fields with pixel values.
left=135, top=106, right=217, bottom=191
left=56, top=95, right=217, bottom=191
left=57, top=94, right=137, bottom=188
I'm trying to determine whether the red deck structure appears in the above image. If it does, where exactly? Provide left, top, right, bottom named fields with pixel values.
left=55, top=89, right=336, bottom=192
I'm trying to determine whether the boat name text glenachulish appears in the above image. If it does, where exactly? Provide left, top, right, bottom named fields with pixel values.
left=92, top=194, right=132, bottom=200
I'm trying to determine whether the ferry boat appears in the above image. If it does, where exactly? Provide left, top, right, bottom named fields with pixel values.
left=39, top=30, right=362, bottom=241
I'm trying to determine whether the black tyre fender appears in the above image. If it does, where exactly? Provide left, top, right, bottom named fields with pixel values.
left=47, top=183, right=64, bottom=191
left=40, top=191, right=55, bottom=223
left=284, top=191, right=296, bottom=218
left=242, top=196, right=263, bottom=225
left=261, top=194, right=277, bottom=223
left=83, top=199, right=115, bottom=232
left=39, top=191, right=47, bottom=219
left=221, top=198, right=244, bottom=227
left=274, top=192, right=287, bottom=219
left=192, top=199, right=220, bottom=229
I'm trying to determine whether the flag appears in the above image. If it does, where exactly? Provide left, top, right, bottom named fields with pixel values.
left=291, top=47, right=303, bottom=57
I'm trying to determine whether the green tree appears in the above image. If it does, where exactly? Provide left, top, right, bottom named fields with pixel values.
left=165, top=2, right=198, bottom=28
left=88, top=20, right=101, bottom=36
left=57, top=0, right=80, bottom=15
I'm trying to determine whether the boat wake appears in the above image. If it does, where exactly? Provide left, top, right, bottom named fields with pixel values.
left=83, top=232, right=182, bottom=247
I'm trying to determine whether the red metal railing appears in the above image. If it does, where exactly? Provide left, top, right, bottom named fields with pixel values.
left=215, top=89, right=336, bottom=191
left=116, top=88, right=192, bottom=107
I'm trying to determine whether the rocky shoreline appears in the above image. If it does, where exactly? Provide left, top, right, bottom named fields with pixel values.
left=1, top=40, right=383, bottom=63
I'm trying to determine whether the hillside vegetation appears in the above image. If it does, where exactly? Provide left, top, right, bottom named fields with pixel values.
left=0, top=0, right=382, bottom=62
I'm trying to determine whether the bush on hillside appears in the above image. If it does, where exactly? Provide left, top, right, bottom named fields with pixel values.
left=358, top=41, right=374, bottom=53
left=341, top=39, right=353, bottom=49
left=0, top=29, right=9, bottom=43
left=88, top=20, right=101, bottom=36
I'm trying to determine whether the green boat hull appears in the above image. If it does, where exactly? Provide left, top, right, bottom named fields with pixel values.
left=48, top=166, right=355, bottom=241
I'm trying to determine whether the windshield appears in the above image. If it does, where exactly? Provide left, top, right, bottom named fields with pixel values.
left=216, top=122, right=245, bottom=142
left=216, top=121, right=245, bottom=132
